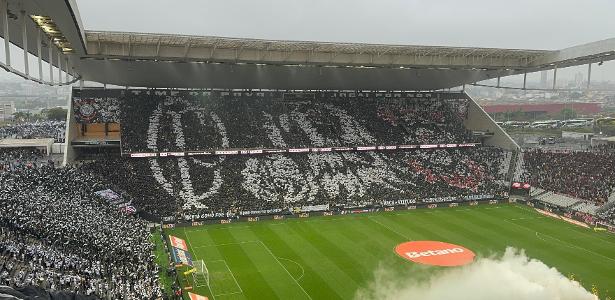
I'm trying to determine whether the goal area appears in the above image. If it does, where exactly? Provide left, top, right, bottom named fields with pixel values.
left=192, top=260, right=210, bottom=288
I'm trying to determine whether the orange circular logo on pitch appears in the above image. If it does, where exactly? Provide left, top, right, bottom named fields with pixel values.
left=395, top=241, right=475, bottom=267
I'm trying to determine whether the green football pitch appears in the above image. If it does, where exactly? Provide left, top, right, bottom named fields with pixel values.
left=162, top=204, right=615, bottom=299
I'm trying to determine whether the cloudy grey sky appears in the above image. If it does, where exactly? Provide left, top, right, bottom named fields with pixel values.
left=2, top=0, right=614, bottom=82
left=76, top=0, right=614, bottom=50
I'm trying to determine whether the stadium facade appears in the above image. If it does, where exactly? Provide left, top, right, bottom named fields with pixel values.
left=0, top=0, right=613, bottom=161
left=3, top=2, right=615, bottom=299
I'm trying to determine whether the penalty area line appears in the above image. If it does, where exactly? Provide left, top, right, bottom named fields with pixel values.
left=500, top=217, right=615, bottom=263
left=191, top=240, right=260, bottom=249
left=216, top=259, right=244, bottom=295
left=277, top=257, right=306, bottom=281
left=258, top=241, right=313, bottom=300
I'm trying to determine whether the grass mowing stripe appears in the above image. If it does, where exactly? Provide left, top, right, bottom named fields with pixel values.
left=367, top=216, right=412, bottom=240
left=252, top=224, right=342, bottom=300
left=512, top=205, right=615, bottom=245
left=268, top=223, right=358, bottom=299
left=424, top=210, right=503, bottom=255
left=224, top=226, right=312, bottom=300
left=208, top=228, right=278, bottom=299
left=520, top=217, right=615, bottom=259
left=332, top=218, right=399, bottom=258
left=390, top=213, right=454, bottom=245
left=406, top=212, right=479, bottom=249
left=257, top=241, right=313, bottom=300
left=303, top=221, right=377, bottom=274
left=499, top=211, right=615, bottom=263
left=161, top=204, right=615, bottom=299
left=471, top=206, right=612, bottom=293
left=347, top=218, right=408, bottom=248
left=287, top=221, right=368, bottom=285
left=306, top=222, right=381, bottom=265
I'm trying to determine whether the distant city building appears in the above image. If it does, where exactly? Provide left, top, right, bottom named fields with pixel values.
left=574, top=72, right=584, bottom=87
left=0, top=101, right=16, bottom=121
left=540, top=71, right=548, bottom=88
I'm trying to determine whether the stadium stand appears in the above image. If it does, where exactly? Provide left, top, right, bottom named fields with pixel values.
left=0, top=164, right=162, bottom=299
left=82, top=147, right=511, bottom=220
left=512, top=150, right=530, bottom=183
left=7, top=87, right=615, bottom=298
left=119, top=91, right=476, bottom=153
left=524, top=149, right=615, bottom=206
left=598, top=204, right=615, bottom=225
left=0, top=148, right=53, bottom=171
left=534, top=191, right=581, bottom=208
left=569, top=201, right=600, bottom=215
left=0, top=121, right=65, bottom=143
left=72, top=93, right=120, bottom=124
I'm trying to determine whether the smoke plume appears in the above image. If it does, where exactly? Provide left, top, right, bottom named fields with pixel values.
left=355, top=247, right=595, bottom=300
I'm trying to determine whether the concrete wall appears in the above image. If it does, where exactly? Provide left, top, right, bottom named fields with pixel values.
left=463, top=92, right=519, bottom=151
left=52, top=143, right=65, bottom=154
left=62, top=88, right=77, bottom=166
left=562, top=131, right=594, bottom=141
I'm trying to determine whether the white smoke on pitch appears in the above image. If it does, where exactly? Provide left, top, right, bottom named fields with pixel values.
left=355, top=247, right=595, bottom=300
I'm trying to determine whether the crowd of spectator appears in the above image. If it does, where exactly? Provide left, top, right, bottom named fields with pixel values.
left=119, top=92, right=475, bottom=153
left=82, top=147, right=510, bottom=221
left=0, top=148, right=54, bottom=172
left=598, top=204, right=615, bottom=225
left=523, top=149, right=615, bottom=206
left=72, top=94, right=121, bottom=124
left=88, top=90, right=511, bottom=221
left=6, top=87, right=615, bottom=298
left=0, top=162, right=162, bottom=299
left=0, top=121, right=65, bottom=142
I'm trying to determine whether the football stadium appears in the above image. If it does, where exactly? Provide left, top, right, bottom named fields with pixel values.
left=1, top=1, right=615, bottom=299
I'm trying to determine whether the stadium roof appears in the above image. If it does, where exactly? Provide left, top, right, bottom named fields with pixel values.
left=85, top=31, right=551, bottom=62
left=1, top=0, right=614, bottom=89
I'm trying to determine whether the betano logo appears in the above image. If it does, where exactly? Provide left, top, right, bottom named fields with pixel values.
left=395, top=241, right=475, bottom=267
left=405, top=247, right=464, bottom=258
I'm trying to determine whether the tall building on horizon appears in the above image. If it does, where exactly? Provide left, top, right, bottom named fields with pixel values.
left=540, top=71, right=548, bottom=88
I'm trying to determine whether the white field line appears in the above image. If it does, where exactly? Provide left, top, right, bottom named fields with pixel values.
left=192, top=240, right=260, bottom=249
left=277, top=257, right=306, bottom=281
left=258, top=241, right=313, bottom=300
left=183, top=227, right=197, bottom=255
left=512, top=205, right=615, bottom=246
left=183, top=227, right=216, bottom=300
left=185, top=225, right=252, bottom=232
left=214, top=291, right=243, bottom=297
left=535, top=232, right=576, bottom=250
left=367, top=216, right=412, bottom=240
left=510, top=216, right=547, bottom=221
left=500, top=217, right=615, bottom=263
left=215, top=259, right=244, bottom=295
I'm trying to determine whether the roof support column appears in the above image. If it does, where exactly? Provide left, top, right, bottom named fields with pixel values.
left=20, top=10, right=28, bottom=76
left=523, top=73, right=527, bottom=90
left=65, top=56, right=69, bottom=83
left=48, top=37, right=54, bottom=83
left=496, top=76, right=501, bottom=88
left=57, top=50, right=61, bottom=83
left=552, top=65, right=558, bottom=90
left=37, top=29, right=42, bottom=81
left=1, top=0, right=10, bottom=66
left=587, top=63, right=592, bottom=90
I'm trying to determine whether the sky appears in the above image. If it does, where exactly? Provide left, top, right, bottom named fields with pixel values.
left=75, top=0, right=615, bottom=50
left=2, top=0, right=614, bottom=82
left=74, top=0, right=615, bottom=82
